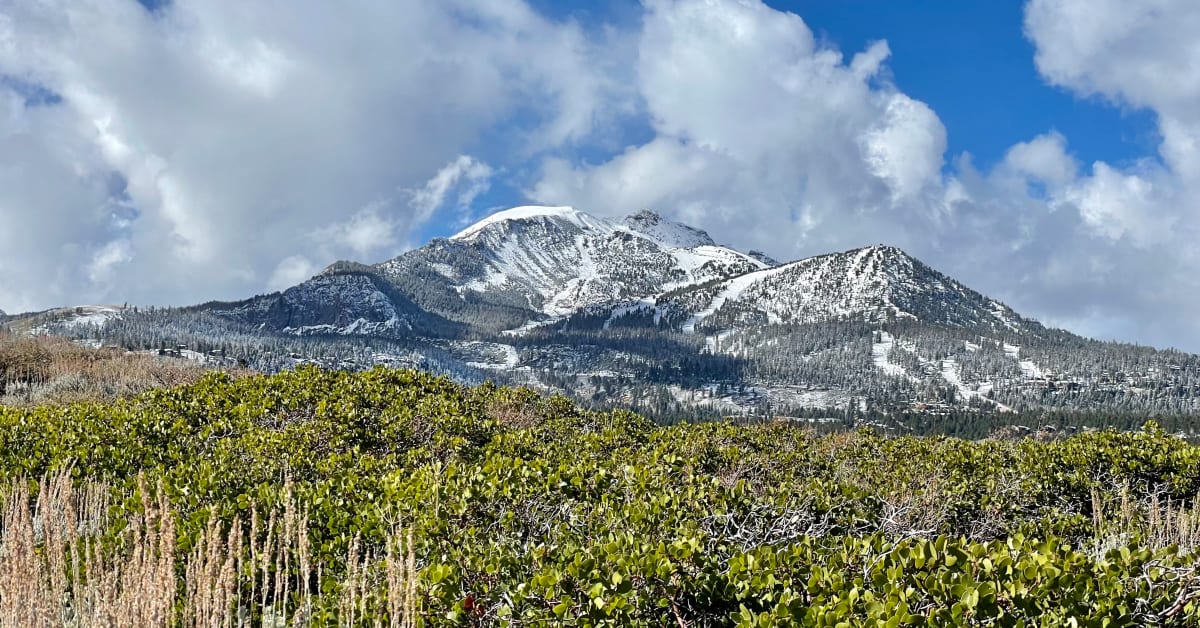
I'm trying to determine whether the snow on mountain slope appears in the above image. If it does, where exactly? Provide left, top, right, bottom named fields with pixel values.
left=940, top=358, right=1005, bottom=410
left=1004, top=343, right=1048, bottom=379
left=449, top=206, right=599, bottom=241
left=53, top=305, right=123, bottom=328
left=622, top=209, right=715, bottom=249
left=681, top=264, right=794, bottom=332
left=379, top=206, right=767, bottom=321
left=872, top=331, right=915, bottom=380
left=672, top=245, right=1035, bottom=332
left=25, top=201, right=1200, bottom=418
left=20, top=305, right=125, bottom=335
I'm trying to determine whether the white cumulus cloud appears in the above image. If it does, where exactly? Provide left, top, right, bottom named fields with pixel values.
left=3, top=0, right=1200, bottom=351
left=529, top=0, right=1200, bottom=349
left=0, top=0, right=626, bottom=310
left=532, top=0, right=950, bottom=258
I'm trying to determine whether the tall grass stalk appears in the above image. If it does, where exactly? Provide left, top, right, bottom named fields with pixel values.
left=0, top=470, right=417, bottom=627
left=1090, top=484, right=1200, bottom=558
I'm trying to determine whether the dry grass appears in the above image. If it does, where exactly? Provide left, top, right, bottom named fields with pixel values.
left=0, top=471, right=418, bottom=627
left=0, top=331, right=246, bottom=407
left=1090, top=484, right=1200, bottom=557
left=484, top=398, right=548, bottom=431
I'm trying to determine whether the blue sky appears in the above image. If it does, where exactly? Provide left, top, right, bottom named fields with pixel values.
left=449, top=0, right=1165, bottom=243
left=472, top=0, right=1160, bottom=223
left=795, top=1, right=1160, bottom=169
left=536, top=0, right=1160, bottom=169
left=2, top=0, right=1199, bottom=351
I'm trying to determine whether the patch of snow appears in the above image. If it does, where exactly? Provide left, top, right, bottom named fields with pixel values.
left=990, top=301, right=1019, bottom=331
left=763, top=386, right=863, bottom=411
left=40, top=305, right=123, bottom=331
left=682, top=264, right=793, bottom=333
left=1004, top=343, right=1046, bottom=379
left=871, top=331, right=913, bottom=379
left=660, top=245, right=769, bottom=290
left=28, top=305, right=124, bottom=336
left=1019, top=360, right=1045, bottom=379
left=546, top=234, right=598, bottom=315
left=940, top=359, right=966, bottom=393
left=703, top=329, right=736, bottom=355
left=429, top=263, right=458, bottom=279
left=463, top=342, right=520, bottom=370
left=460, top=270, right=508, bottom=293
left=500, top=318, right=561, bottom=337
left=941, top=358, right=1013, bottom=412
left=284, top=316, right=409, bottom=336
left=68, top=308, right=122, bottom=327
left=499, top=344, right=519, bottom=368
left=603, top=300, right=654, bottom=329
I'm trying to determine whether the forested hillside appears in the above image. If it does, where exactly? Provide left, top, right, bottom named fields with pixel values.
left=3, top=366, right=1200, bottom=625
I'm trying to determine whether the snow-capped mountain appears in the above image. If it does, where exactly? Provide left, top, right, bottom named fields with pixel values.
left=648, top=244, right=1032, bottom=333
left=14, top=205, right=1200, bottom=423
left=375, top=206, right=766, bottom=328
left=225, top=206, right=1033, bottom=341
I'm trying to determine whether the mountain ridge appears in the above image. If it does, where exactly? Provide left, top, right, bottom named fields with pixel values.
left=374, top=205, right=768, bottom=328
left=9, top=205, right=1200, bottom=421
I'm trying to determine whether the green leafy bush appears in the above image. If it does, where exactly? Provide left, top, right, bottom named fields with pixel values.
left=2, top=365, right=1199, bottom=625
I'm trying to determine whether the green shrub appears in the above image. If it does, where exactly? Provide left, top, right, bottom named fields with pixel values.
left=1, top=365, right=1199, bottom=625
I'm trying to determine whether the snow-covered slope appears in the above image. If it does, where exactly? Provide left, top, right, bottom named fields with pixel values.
left=378, top=206, right=767, bottom=325
left=5, top=305, right=127, bottom=336
left=45, top=305, right=124, bottom=329
left=243, top=208, right=1032, bottom=341
left=449, top=205, right=607, bottom=242
left=667, top=245, right=1034, bottom=333
left=622, top=209, right=715, bottom=249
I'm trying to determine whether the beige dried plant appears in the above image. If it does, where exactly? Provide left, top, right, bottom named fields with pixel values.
left=0, top=470, right=418, bottom=627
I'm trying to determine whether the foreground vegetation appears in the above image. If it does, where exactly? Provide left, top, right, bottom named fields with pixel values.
left=2, top=366, right=1200, bottom=625
left=0, top=330, right=229, bottom=407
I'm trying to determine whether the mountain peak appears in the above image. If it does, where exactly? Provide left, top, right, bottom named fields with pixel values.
left=747, top=250, right=780, bottom=266
left=670, top=242, right=1030, bottom=332
left=449, top=205, right=591, bottom=241
left=622, top=209, right=715, bottom=248
left=856, top=243, right=913, bottom=258
left=320, top=259, right=378, bottom=277
left=624, top=209, right=667, bottom=226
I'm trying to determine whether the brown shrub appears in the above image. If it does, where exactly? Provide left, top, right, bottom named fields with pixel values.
left=0, top=331, right=251, bottom=407
left=485, top=398, right=548, bottom=431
